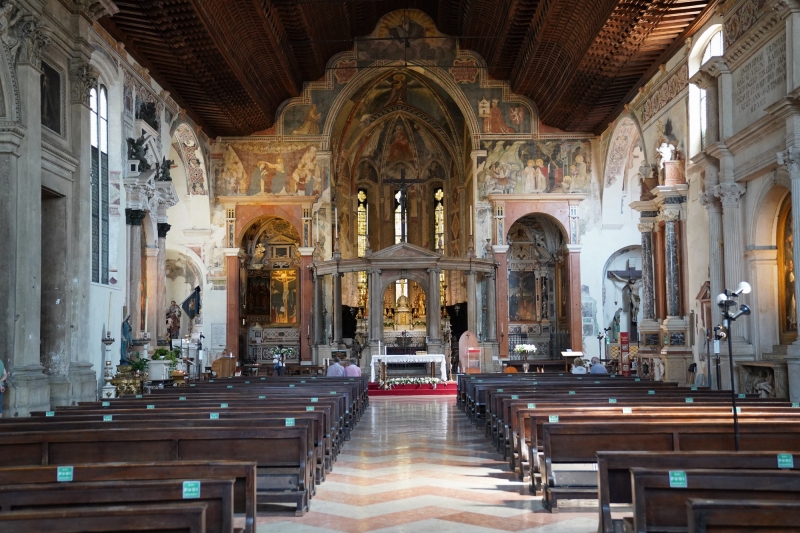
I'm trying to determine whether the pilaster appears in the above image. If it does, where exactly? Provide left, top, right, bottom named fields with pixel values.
left=224, top=248, right=241, bottom=358
left=298, top=247, right=314, bottom=362
left=493, top=245, right=510, bottom=357
left=566, top=244, right=583, bottom=351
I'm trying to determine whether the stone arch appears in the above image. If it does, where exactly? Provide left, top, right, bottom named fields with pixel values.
left=600, top=245, right=644, bottom=342
left=604, top=115, right=646, bottom=189
left=165, top=247, right=206, bottom=338
left=504, top=208, right=569, bottom=243
left=172, top=123, right=209, bottom=196
left=687, top=21, right=723, bottom=157
left=377, top=270, right=430, bottom=304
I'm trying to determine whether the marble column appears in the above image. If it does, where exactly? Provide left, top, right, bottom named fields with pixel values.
left=3, top=18, right=52, bottom=416
left=699, top=159, right=725, bottom=327
left=298, top=247, right=314, bottom=361
left=639, top=224, right=656, bottom=321
left=145, top=246, right=159, bottom=348
left=466, top=270, right=477, bottom=334
left=369, top=270, right=383, bottom=345
left=427, top=268, right=441, bottom=343
left=653, top=225, right=667, bottom=319
left=485, top=269, right=497, bottom=342
left=663, top=212, right=681, bottom=318
left=224, top=249, right=240, bottom=358
left=779, top=149, right=800, bottom=377
left=333, top=272, right=343, bottom=345
left=126, top=209, right=146, bottom=334
left=313, top=271, right=325, bottom=345
left=718, top=180, right=748, bottom=341
left=493, top=246, right=510, bottom=357
left=566, top=244, right=583, bottom=352
left=156, top=223, right=170, bottom=342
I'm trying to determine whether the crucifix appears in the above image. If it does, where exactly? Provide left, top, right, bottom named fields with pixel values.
left=607, top=265, right=642, bottom=342
left=383, top=167, right=423, bottom=243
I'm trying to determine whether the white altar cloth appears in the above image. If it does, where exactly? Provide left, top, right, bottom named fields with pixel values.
left=370, top=354, right=448, bottom=382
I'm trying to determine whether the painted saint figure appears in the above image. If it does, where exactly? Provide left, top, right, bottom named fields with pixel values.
left=292, top=104, right=322, bottom=135
left=257, top=157, right=287, bottom=194
left=166, top=300, right=182, bottom=341
left=523, top=159, right=537, bottom=193
left=482, top=99, right=514, bottom=134
left=387, top=125, right=414, bottom=162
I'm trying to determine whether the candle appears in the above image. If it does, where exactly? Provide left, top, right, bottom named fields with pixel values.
left=366, top=204, right=369, bottom=235
left=107, top=293, right=112, bottom=336
left=308, top=325, right=310, bottom=335
left=144, top=297, right=149, bottom=331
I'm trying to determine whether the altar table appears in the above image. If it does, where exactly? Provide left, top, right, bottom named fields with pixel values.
left=370, top=354, right=448, bottom=382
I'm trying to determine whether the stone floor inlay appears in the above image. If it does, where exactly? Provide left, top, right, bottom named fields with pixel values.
left=257, top=396, right=596, bottom=532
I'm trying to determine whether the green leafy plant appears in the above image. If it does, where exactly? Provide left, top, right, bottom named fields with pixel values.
left=129, top=353, right=148, bottom=373
left=152, top=347, right=180, bottom=370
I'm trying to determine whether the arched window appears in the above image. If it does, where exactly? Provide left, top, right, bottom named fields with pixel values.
left=699, top=30, right=723, bottom=149
left=434, top=187, right=444, bottom=251
left=394, top=190, right=406, bottom=244
left=90, top=85, right=109, bottom=284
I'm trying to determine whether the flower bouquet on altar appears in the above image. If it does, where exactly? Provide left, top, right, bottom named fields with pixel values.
left=513, top=344, right=537, bottom=373
left=384, top=377, right=444, bottom=390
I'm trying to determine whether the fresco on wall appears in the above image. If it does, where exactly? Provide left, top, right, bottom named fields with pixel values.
left=509, top=271, right=538, bottom=321
left=476, top=139, right=592, bottom=200
left=354, top=10, right=455, bottom=67
left=216, top=141, right=326, bottom=197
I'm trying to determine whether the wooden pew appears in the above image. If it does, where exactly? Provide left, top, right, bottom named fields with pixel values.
left=0, top=503, right=208, bottom=533
left=540, top=420, right=800, bottom=511
left=597, top=451, right=800, bottom=533
left=626, top=468, right=800, bottom=533
left=686, top=499, right=800, bottom=532
left=0, top=425, right=312, bottom=515
left=0, top=461, right=256, bottom=533
left=0, top=478, right=234, bottom=533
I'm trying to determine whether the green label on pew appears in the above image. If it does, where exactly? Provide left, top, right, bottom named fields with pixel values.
left=227, top=385, right=233, bottom=389
left=731, top=407, right=742, bottom=414
left=285, top=418, right=295, bottom=427
left=182, top=481, right=201, bottom=499
left=559, top=374, right=564, bottom=377
left=330, top=391, right=337, bottom=395
left=179, top=397, right=186, bottom=401
left=738, top=393, right=746, bottom=398
left=102, top=401, right=110, bottom=407
left=209, top=380, right=214, bottom=382
left=470, top=377, right=475, bottom=380
left=595, top=381, right=600, bottom=384
left=549, top=415, right=559, bottom=423
left=669, top=471, right=687, bottom=488
left=136, top=395, right=143, bottom=399
left=288, top=384, right=295, bottom=388
left=258, top=396, right=266, bottom=399
left=57, top=466, right=73, bottom=482
left=685, top=398, right=694, bottom=403
left=622, top=407, right=633, bottom=414
left=610, top=374, right=615, bottom=378
left=608, top=398, right=617, bottom=403
left=794, top=403, right=800, bottom=408
left=778, top=454, right=794, bottom=469
left=568, top=391, right=576, bottom=395
left=245, top=381, right=250, bottom=384
left=511, top=395, right=519, bottom=400
left=190, top=384, right=195, bottom=387
left=478, top=380, right=483, bottom=383
left=527, top=403, right=536, bottom=409
left=311, top=398, right=318, bottom=403
left=533, top=382, right=538, bottom=385
left=311, top=377, right=316, bottom=380
left=103, top=415, right=112, bottom=422
left=497, top=389, right=503, bottom=392
left=146, top=405, right=155, bottom=409
left=691, top=386, right=697, bottom=391
left=577, top=377, right=582, bottom=380
left=261, top=378, right=265, bottom=381
left=45, top=411, right=54, bottom=417
left=220, top=403, right=228, bottom=408
left=209, top=413, right=219, bottom=419
left=306, top=406, right=315, bottom=411
left=635, top=378, right=641, bottom=382
left=301, top=380, right=306, bottom=384
left=350, top=378, right=355, bottom=381
left=648, top=390, right=655, bottom=395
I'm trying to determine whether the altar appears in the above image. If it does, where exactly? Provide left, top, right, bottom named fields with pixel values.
left=370, top=353, right=449, bottom=382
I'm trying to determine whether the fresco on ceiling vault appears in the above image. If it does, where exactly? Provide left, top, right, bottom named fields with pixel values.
left=216, top=141, right=329, bottom=197
left=477, top=139, right=592, bottom=200
left=354, top=10, right=455, bottom=67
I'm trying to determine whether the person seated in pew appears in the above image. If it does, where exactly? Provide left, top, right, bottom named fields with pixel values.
left=589, top=357, right=607, bottom=374
left=344, top=358, right=362, bottom=377
left=571, top=357, right=587, bottom=374
left=327, top=356, right=345, bottom=377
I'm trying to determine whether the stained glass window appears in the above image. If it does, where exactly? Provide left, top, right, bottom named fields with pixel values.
left=394, top=190, right=405, bottom=244
left=699, top=30, right=723, bottom=150
left=90, top=85, right=110, bottom=284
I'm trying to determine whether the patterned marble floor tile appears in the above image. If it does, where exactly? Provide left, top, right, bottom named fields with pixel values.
left=255, top=397, right=596, bottom=532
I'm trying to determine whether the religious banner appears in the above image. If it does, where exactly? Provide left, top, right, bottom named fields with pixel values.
left=620, top=332, right=630, bottom=377
left=181, top=286, right=202, bottom=320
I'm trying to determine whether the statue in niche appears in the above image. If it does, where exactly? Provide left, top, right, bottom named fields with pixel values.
left=252, top=243, right=266, bottom=264
left=0, top=0, right=22, bottom=55
left=156, top=156, right=173, bottom=181
left=137, top=102, right=159, bottom=131
left=611, top=307, right=622, bottom=341
left=120, top=315, right=133, bottom=364
left=127, top=135, right=151, bottom=171
left=292, top=104, right=322, bottom=135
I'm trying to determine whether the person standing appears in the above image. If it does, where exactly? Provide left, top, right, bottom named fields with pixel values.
left=272, top=345, right=286, bottom=377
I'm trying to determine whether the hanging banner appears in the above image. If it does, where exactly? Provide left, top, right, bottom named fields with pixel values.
left=620, top=332, right=631, bottom=377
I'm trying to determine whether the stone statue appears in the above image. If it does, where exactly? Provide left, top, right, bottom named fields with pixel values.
left=156, top=156, right=173, bottom=181
left=166, top=300, right=181, bottom=341
left=0, top=0, right=22, bottom=55
left=120, top=315, right=133, bottom=364
left=653, top=357, right=665, bottom=382
left=611, top=307, right=622, bottom=341
left=609, top=272, right=641, bottom=323
left=754, top=370, right=774, bottom=398
left=127, top=135, right=151, bottom=171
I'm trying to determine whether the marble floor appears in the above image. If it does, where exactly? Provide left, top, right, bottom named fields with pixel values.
left=256, top=396, right=597, bottom=533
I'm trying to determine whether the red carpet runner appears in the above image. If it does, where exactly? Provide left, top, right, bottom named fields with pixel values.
left=367, top=382, right=457, bottom=396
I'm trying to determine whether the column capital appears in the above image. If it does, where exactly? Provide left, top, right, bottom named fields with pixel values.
left=660, top=209, right=680, bottom=222
left=698, top=190, right=722, bottom=213
left=70, top=61, right=99, bottom=105
left=156, top=222, right=171, bottom=239
left=223, top=247, right=241, bottom=257
left=65, top=0, right=120, bottom=20
left=125, top=208, right=146, bottom=226
left=778, top=147, right=800, bottom=180
left=638, top=222, right=655, bottom=233
left=16, top=17, right=51, bottom=70
left=566, top=244, right=582, bottom=253
left=492, top=245, right=509, bottom=254
left=427, top=267, right=442, bottom=274
left=297, top=246, right=315, bottom=257
left=717, top=181, right=746, bottom=208
left=689, top=69, right=717, bottom=90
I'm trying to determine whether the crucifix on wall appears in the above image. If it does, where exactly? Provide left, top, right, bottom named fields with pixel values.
left=607, top=266, right=642, bottom=342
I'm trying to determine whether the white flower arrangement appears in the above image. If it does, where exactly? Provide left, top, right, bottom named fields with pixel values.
left=383, top=377, right=445, bottom=390
left=269, top=346, right=295, bottom=358
left=513, top=344, right=537, bottom=354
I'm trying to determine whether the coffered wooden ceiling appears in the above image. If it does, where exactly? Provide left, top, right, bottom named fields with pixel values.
left=100, top=0, right=715, bottom=137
